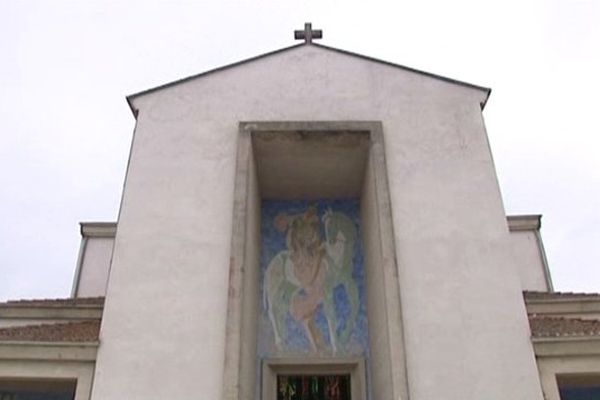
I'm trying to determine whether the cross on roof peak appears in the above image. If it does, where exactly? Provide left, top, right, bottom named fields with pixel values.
left=294, top=22, right=322, bottom=44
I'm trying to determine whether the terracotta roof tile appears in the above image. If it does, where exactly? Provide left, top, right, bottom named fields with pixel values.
left=0, top=321, right=100, bottom=342
left=529, top=315, right=600, bottom=338
left=0, top=297, right=104, bottom=307
left=524, top=291, right=600, bottom=300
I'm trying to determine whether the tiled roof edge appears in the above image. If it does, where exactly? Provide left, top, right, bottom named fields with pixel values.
left=0, top=297, right=105, bottom=308
left=529, top=315, right=600, bottom=338
left=0, top=320, right=100, bottom=343
left=524, top=291, right=600, bottom=301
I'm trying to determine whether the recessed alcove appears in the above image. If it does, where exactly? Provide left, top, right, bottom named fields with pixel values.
left=252, top=129, right=369, bottom=199
left=222, top=122, right=407, bottom=400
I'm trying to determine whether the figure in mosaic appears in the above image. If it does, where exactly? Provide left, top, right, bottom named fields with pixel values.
left=263, top=205, right=359, bottom=353
left=264, top=207, right=328, bottom=352
left=322, top=209, right=360, bottom=348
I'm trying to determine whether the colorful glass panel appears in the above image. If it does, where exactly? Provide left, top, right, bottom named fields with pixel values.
left=276, top=374, right=351, bottom=400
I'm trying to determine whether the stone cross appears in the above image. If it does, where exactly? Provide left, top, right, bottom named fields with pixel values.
left=294, top=22, right=322, bottom=44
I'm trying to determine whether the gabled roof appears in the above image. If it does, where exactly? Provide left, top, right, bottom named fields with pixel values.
left=126, top=42, right=491, bottom=117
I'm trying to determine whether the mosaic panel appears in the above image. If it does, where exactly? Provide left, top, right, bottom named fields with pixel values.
left=259, top=199, right=368, bottom=357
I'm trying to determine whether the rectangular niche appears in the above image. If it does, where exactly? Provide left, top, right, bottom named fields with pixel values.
left=222, top=122, right=408, bottom=400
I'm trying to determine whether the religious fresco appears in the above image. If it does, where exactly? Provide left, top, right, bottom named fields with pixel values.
left=259, top=199, right=368, bottom=356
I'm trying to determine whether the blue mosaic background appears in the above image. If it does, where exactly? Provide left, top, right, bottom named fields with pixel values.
left=258, top=199, right=369, bottom=357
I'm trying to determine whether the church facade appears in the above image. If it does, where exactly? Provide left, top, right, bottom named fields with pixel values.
left=1, top=25, right=600, bottom=400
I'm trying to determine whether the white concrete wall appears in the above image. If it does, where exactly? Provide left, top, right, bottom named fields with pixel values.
left=509, top=230, right=550, bottom=291
left=361, top=151, right=393, bottom=400
left=239, top=147, right=260, bottom=400
left=92, top=45, right=543, bottom=400
left=75, top=237, right=113, bottom=298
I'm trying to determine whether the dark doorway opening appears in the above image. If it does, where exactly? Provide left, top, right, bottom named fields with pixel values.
left=0, top=378, right=76, bottom=400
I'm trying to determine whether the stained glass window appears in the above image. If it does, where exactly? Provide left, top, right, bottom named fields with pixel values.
left=276, top=374, right=351, bottom=400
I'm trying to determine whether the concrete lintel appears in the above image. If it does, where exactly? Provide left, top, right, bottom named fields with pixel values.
left=533, top=336, right=600, bottom=357
left=250, top=124, right=370, bottom=199
left=242, top=120, right=380, bottom=133
left=0, top=306, right=102, bottom=320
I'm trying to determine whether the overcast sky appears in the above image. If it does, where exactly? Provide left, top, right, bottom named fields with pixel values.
left=1, top=0, right=598, bottom=301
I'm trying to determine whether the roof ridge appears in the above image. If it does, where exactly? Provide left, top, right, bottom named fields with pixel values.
left=126, top=42, right=491, bottom=116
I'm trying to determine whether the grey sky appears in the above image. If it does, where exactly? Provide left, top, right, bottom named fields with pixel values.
left=1, top=0, right=598, bottom=301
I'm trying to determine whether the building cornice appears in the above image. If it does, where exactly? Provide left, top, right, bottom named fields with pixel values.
left=0, top=306, right=102, bottom=320
left=532, top=335, right=600, bottom=357
left=0, top=341, right=98, bottom=361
